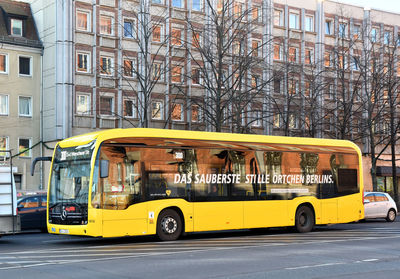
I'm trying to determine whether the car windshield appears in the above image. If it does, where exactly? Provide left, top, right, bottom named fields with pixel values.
left=49, top=141, right=96, bottom=207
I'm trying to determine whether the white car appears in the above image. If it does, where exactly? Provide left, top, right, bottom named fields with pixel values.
left=364, top=192, right=397, bottom=222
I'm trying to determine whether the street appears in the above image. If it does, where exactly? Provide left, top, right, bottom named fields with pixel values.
left=1, top=220, right=400, bottom=279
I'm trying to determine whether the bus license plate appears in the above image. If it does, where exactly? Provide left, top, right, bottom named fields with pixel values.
left=59, top=229, right=69, bottom=234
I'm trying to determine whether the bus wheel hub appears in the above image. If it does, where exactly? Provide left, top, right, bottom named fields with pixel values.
left=162, top=217, right=177, bottom=234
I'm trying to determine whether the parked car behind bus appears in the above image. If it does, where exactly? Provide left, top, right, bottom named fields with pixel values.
left=17, top=194, right=47, bottom=231
left=364, top=192, right=397, bottom=222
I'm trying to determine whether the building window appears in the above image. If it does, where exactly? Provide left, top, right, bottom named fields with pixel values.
left=233, top=41, right=241, bottom=55
left=192, top=31, right=201, bottom=48
left=123, top=98, right=136, bottom=118
left=325, top=20, right=332, bottom=35
left=0, top=94, right=8, bottom=115
left=352, top=56, right=360, bottom=71
left=171, top=66, right=182, bottom=83
left=191, top=104, right=200, bottom=122
left=252, top=6, right=261, bottom=22
left=100, top=56, right=113, bottom=75
left=289, top=114, right=298, bottom=129
left=304, top=82, right=311, bottom=97
left=192, top=0, right=202, bottom=11
left=274, top=44, right=282, bottom=60
left=274, top=78, right=281, bottom=94
left=0, top=137, right=8, bottom=157
left=288, top=47, right=298, bottom=63
left=251, top=75, right=259, bottom=89
left=172, top=0, right=183, bottom=8
left=192, top=68, right=201, bottom=85
left=77, top=52, right=90, bottom=73
left=289, top=12, right=299, bottom=29
left=326, top=84, right=334, bottom=99
left=305, top=48, right=313, bottom=64
left=76, top=10, right=90, bottom=32
left=0, top=54, right=7, bottom=74
left=305, top=15, right=314, bottom=32
left=99, top=95, right=114, bottom=116
left=153, top=25, right=162, bottom=42
left=171, top=28, right=182, bottom=46
left=339, top=23, right=347, bottom=38
left=123, top=59, right=136, bottom=78
left=152, top=62, right=163, bottom=80
left=19, top=56, right=32, bottom=76
left=19, top=96, right=32, bottom=117
left=353, top=25, right=360, bottom=40
left=151, top=101, right=163, bottom=120
left=124, top=20, right=135, bottom=38
left=273, top=114, right=281, bottom=128
left=11, top=18, right=22, bottom=36
left=76, top=94, right=91, bottom=115
left=251, top=110, right=262, bottom=127
left=152, top=0, right=163, bottom=3
left=171, top=103, right=184, bottom=121
left=324, top=52, right=331, bottom=67
left=384, top=31, right=391, bottom=45
left=252, top=40, right=260, bottom=57
left=288, top=79, right=298, bottom=95
left=233, top=3, right=243, bottom=18
left=274, top=9, right=283, bottom=26
left=18, top=138, right=31, bottom=157
left=100, top=15, right=112, bottom=35
left=371, top=28, right=378, bottom=43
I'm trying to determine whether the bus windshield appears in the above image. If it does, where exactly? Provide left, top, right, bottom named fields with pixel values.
left=49, top=141, right=95, bottom=208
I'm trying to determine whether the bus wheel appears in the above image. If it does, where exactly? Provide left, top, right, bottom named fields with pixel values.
left=386, top=209, right=396, bottom=222
left=295, top=206, right=314, bottom=233
left=157, top=209, right=182, bottom=241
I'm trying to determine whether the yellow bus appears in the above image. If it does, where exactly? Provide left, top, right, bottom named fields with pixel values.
left=40, top=128, right=364, bottom=240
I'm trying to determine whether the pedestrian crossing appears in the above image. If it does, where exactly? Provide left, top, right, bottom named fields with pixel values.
left=1, top=224, right=400, bottom=270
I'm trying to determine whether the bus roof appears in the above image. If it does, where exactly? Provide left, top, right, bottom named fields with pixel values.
left=58, top=128, right=361, bottom=154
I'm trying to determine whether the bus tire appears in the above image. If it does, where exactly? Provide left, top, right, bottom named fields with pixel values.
left=386, top=209, right=396, bottom=222
left=157, top=209, right=182, bottom=241
left=295, top=205, right=314, bottom=233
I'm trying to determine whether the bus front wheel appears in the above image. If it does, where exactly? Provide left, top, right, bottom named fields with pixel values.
left=157, top=209, right=182, bottom=241
left=295, top=206, right=314, bottom=233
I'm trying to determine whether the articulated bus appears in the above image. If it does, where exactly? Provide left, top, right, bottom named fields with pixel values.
left=39, top=128, right=364, bottom=240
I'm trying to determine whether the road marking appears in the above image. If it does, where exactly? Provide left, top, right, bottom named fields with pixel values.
left=285, top=262, right=344, bottom=270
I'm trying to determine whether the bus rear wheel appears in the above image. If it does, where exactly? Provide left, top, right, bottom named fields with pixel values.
left=157, top=209, right=182, bottom=241
left=295, top=206, right=314, bottom=233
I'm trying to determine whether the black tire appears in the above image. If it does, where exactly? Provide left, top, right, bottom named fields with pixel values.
left=386, top=209, right=396, bottom=222
left=295, top=206, right=314, bottom=233
left=156, top=209, right=182, bottom=241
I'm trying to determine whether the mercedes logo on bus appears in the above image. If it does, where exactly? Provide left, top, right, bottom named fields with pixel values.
left=61, top=209, right=68, bottom=221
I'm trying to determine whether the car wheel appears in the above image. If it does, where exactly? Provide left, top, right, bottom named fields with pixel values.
left=156, top=209, right=182, bottom=241
left=386, top=209, right=396, bottom=222
left=295, top=205, right=314, bottom=233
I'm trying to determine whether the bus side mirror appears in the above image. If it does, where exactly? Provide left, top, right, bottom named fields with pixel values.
left=100, top=160, right=109, bottom=178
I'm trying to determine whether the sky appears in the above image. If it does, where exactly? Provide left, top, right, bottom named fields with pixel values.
left=336, top=0, right=400, bottom=14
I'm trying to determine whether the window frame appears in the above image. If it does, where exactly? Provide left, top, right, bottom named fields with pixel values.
left=171, top=28, right=183, bottom=46
left=123, top=58, right=137, bottom=78
left=18, top=96, right=32, bottom=117
left=123, top=18, right=136, bottom=39
left=76, top=9, right=91, bottom=32
left=171, top=65, right=183, bottom=83
left=192, top=0, right=202, bottom=11
left=76, top=93, right=91, bottom=115
left=172, top=0, right=183, bottom=8
left=99, top=94, right=115, bottom=116
left=99, top=56, right=114, bottom=76
left=325, top=20, right=332, bottom=35
left=171, top=103, right=184, bottom=122
left=76, top=51, right=91, bottom=73
left=289, top=12, right=300, bottom=30
left=152, top=25, right=163, bottom=42
left=191, top=104, right=201, bottom=123
left=18, top=55, right=32, bottom=77
left=123, top=97, right=137, bottom=118
left=0, top=53, right=8, bottom=74
left=18, top=137, right=32, bottom=158
left=0, top=94, right=9, bottom=116
left=151, top=100, right=164, bottom=120
left=11, top=18, right=23, bottom=36
left=99, top=14, right=113, bottom=36
left=274, top=9, right=284, bottom=27
left=0, top=136, right=9, bottom=158
left=305, top=15, right=314, bottom=32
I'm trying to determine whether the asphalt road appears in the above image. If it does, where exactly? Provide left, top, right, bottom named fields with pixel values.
left=1, top=219, right=400, bottom=279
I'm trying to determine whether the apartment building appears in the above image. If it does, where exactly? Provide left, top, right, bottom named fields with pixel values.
left=26, top=0, right=400, bottom=193
left=0, top=0, right=43, bottom=192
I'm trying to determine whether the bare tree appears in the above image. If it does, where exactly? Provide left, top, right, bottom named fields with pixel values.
left=183, top=0, right=272, bottom=133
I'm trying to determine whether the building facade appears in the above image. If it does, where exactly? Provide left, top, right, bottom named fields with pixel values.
left=26, top=0, right=400, bottom=194
left=0, top=0, right=43, bottom=192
